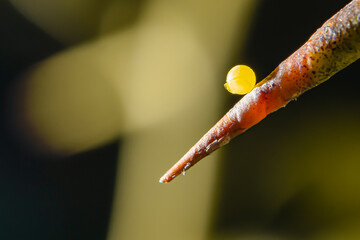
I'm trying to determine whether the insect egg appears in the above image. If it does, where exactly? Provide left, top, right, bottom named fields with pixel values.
left=224, top=65, right=256, bottom=95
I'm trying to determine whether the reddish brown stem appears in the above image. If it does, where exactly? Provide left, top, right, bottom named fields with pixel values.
left=160, top=0, right=360, bottom=183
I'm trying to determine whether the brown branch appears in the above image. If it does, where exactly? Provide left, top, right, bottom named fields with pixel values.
left=160, top=0, right=360, bottom=183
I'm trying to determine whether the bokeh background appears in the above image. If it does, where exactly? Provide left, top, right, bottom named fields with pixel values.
left=1, top=0, right=360, bottom=239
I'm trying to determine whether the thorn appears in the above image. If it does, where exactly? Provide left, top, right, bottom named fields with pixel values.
left=159, top=0, right=360, bottom=183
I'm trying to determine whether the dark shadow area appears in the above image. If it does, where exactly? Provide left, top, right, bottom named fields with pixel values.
left=0, top=0, right=63, bottom=71
left=0, top=140, right=119, bottom=240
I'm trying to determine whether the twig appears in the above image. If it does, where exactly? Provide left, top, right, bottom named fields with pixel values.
left=160, top=0, right=360, bottom=183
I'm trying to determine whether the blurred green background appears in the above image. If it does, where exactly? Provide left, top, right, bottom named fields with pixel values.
left=0, top=0, right=359, bottom=239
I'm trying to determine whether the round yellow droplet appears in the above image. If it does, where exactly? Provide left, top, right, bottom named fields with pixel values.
left=224, top=65, right=256, bottom=95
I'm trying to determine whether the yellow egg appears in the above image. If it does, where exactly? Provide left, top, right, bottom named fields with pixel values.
left=224, top=65, right=256, bottom=95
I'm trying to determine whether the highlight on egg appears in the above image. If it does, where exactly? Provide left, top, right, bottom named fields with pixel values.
left=224, top=65, right=256, bottom=95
